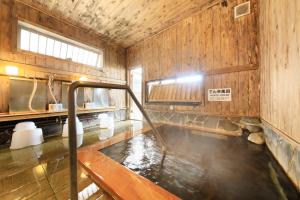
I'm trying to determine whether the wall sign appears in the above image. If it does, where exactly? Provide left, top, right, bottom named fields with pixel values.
left=208, top=88, right=231, bottom=102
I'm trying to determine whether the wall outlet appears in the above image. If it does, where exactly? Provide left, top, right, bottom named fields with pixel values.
left=169, top=105, right=174, bottom=110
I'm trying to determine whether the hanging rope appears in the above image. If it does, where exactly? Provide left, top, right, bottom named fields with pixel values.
left=48, top=75, right=58, bottom=104
left=28, top=78, right=38, bottom=112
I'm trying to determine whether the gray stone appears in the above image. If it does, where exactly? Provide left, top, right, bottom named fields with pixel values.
left=295, top=148, right=300, bottom=189
left=248, top=132, right=265, bottom=145
left=240, top=117, right=261, bottom=125
left=229, top=117, right=242, bottom=123
left=187, top=114, right=197, bottom=122
left=194, top=115, right=206, bottom=122
left=277, top=138, right=293, bottom=171
left=218, top=120, right=240, bottom=131
left=170, top=113, right=182, bottom=124
left=263, top=126, right=279, bottom=156
left=245, top=125, right=263, bottom=133
left=203, top=116, right=219, bottom=129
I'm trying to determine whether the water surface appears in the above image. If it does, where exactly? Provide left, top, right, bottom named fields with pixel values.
left=101, top=126, right=299, bottom=200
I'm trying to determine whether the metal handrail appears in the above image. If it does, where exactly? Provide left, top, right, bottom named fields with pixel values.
left=68, top=81, right=167, bottom=200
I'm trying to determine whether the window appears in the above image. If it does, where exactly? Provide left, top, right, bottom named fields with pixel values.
left=18, top=21, right=103, bottom=68
left=147, top=74, right=203, bottom=95
left=145, top=74, right=204, bottom=105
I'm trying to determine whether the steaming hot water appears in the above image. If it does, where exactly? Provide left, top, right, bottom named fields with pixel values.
left=101, top=125, right=299, bottom=200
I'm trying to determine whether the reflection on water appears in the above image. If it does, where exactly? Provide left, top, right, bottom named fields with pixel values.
left=62, top=135, right=84, bottom=148
left=101, top=126, right=300, bottom=200
left=98, top=127, right=115, bottom=141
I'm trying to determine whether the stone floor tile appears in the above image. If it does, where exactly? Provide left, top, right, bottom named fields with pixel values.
left=0, top=120, right=142, bottom=199
left=0, top=147, right=39, bottom=179
left=0, top=164, right=55, bottom=199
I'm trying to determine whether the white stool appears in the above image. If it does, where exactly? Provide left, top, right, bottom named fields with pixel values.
left=10, top=122, right=44, bottom=150
left=98, top=114, right=115, bottom=140
left=98, top=113, right=114, bottom=129
left=62, top=117, right=84, bottom=148
left=98, top=127, right=115, bottom=141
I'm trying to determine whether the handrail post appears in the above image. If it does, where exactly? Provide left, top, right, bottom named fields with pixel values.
left=127, top=87, right=167, bottom=151
left=68, top=83, right=78, bottom=200
left=68, top=81, right=167, bottom=200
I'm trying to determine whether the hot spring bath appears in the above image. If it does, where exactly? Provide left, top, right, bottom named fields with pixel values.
left=98, top=125, right=299, bottom=200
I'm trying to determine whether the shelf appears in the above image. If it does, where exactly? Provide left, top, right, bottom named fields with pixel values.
left=0, top=107, right=127, bottom=122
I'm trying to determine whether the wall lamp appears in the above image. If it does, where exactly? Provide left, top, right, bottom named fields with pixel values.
left=5, top=66, right=19, bottom=76
left=79, top=76, right=88, bottom=81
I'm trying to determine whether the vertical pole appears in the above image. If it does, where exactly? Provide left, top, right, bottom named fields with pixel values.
left=127, top=87, right=167, bottom=152
left=68, top=84, right=78, bottom=200
left=68, top=82, right=167, bottom=200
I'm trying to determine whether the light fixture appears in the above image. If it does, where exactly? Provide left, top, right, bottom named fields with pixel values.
left=79, top=76, right=88, bottom=81
left=176, top=74, right=203, bottom=83
left=161, top=79, right=176, bottom=85
left=148, top=81, right=160, bottom=86
left=5, top=66, right=19, bottom=76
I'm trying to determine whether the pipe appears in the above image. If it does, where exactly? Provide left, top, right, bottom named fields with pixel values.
left=28, top=78, right=38, bottom=112
left=68, top=81, right=167, bottom=200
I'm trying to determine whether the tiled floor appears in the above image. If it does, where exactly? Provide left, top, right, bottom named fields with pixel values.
left=0, top=120, right=145, bottom=200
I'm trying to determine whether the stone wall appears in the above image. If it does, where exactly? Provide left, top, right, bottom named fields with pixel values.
left=263, top=124, right=300, bottom=191
left=146, top=109, right=260, bottom=137
left=146, top=109, right=299, bottom=191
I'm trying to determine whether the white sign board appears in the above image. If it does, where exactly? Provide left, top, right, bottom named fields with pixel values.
left=208, top=88, right=231, bottom=102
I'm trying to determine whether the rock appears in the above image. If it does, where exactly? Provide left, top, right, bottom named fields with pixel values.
left=229, top=117, right=242, bottom=123
left=218, top=120, right=240, bottom=132
left=194, top=115, right=206, bottom=122
left=248, top=132, right=265, bottom=145
left=240, top=117, right=261, bottom=125
left=203, top=116, right=219, bottom=129
left=245, top=125, right=263, bottom=133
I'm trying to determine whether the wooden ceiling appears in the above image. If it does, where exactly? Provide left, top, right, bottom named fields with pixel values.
left=20, top=0, right=214, bottom=47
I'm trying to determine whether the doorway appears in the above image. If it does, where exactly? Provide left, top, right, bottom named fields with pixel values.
left=129, top=67, right=143, bottom=120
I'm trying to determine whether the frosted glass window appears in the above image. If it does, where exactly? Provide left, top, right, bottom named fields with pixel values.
left=66, top=45, right=74, bottom=60
left=38, top=35, right=47, bottom=54
left=97, top=54, right=103, bottom=68
left=72, top=47, right=79, bottom=62
left=60, top=43, right=67, bottom=59
left=83, top=50, right=89, bottom=65
left=18, top=22, right=103, bottom=68
left=92, top=53, right=98, bottom=67
left=53, top=40, right=61, bottom=58
left=87, top=52, right=93, bottom=66
left=46, top=38, right=54, bottom=56
left=20, top=29, right=30, bottom=51
left=95, top=54, right=99, bottom=67
left=77, top=48, right=85, bottom=64
left=29, top=32, right=38, bottom=53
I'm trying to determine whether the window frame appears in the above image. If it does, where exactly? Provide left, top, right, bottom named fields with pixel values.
left=17, top=21, right=104, bottom=69
left=145, top=75, right=204, bottom=105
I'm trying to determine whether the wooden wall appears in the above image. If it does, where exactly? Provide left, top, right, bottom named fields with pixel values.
left=127, top=0, right=259, bottom=117
left=260, top=0, right=300, bottom=143
left=0, top=0, right=126, bottom=113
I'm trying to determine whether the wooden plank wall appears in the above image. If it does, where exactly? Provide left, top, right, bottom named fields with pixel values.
left=260, top=0, right=300, bottom=143
left=127, top=0, right=259, bottom=117
left=0, top=0, right=127, bottom=113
